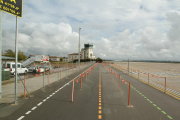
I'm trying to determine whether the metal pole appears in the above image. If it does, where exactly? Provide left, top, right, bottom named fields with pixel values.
left=148, top=73, right=149, bottom=85
left=76, top=62, right=77, bottom=72
left=71, top=79, right=74, bottom=102
left=0, top=11, right=2, bottom=99
left=58, top=63, right=59, bottom=81
left=128, top=59, right=129, bottom=75
left=43, top=64, right=45, bottom=89
left=48, top=71, right=49, bottom=86
left=138, top=70, right=139, bottom=79
left=80, top=74, right=82, bottom=89
left=78, top=28, right=81, bottom=72
left=15, top=16, right=18, bottom=104
left=24, top=76, right=26, bottom=98
left=72, top=62, right=73, bottom=73
left=66, top=63, right=67, bottom=78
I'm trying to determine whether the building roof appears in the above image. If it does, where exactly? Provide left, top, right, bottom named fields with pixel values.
left=2, top=56, right=15, bottom=60
left=49, top=56, right=59, bottom=58
left=68, top=53, right=81, bottom=55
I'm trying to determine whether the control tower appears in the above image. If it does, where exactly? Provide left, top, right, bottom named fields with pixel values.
left=82, top=43, right=95, bottom=59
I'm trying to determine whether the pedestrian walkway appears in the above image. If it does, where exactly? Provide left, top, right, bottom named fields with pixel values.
left=0, top=62, right=94, bottom=104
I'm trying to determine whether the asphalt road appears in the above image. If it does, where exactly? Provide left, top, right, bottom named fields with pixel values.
left=0, top=63, right=180, bottom=120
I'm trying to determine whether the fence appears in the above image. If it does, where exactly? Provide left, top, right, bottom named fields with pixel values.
left=106, top=62, right=180, bottom=100
left=0, top=61, right=95, bottom=104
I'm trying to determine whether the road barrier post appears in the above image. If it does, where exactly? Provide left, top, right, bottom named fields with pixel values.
left=119, top=75, right=120, bottom=91
left=138, top=70, right=139, bottom=79
left=128, top=82, right=131, bottom=106
left=164, top=77, right=166, bottom=93
left=131, top=69, right=132, bottom=76
left=114, top=72, right=115, bottom=84
left=148, top=73, right=149, bottom=85
left=24, top=76, right=26, bottom=98
left=85, top=71, right=87, bottom=82
left=80, top=74, right=82, bottom=89
left=111, top=70, right=112, bottom=79
left=71, top=79, right=74, bottom=102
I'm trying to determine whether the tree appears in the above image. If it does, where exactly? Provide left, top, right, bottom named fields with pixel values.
left=18, top=50, right=27, bottom=60
left=96, top=57, right=103, bottom=63
left=4, top=49, right=15, bottom=57
left=4, top=49, right=27, bottom=60
left=60, top=57, right=63, bottom=62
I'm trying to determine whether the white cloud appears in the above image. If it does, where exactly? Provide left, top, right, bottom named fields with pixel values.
left=2, top=0, right=180, bottom=60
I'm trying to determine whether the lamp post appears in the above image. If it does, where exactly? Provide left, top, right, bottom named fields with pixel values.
left=78, top=28, right=81, bottom=72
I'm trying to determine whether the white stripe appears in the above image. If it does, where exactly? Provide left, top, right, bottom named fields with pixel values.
left=17, top=116, right=25, bottom=120
left=25, top=111, right=31, bottom=114
left=52, top=93, right=55, bottom=95
left=37, top=102, right=43, bottom=106
left=46, top=97, right=50, bottom=99
left=31, top=106, right=37, bottom=110
left=50, top=95, right=52, bottom=97
left=43, top=99, right=46, bottom=102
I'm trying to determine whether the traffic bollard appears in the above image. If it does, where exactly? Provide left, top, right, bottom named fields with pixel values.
left=119, top=75, right=120, bottom=91
left=128, top=82, right=131, bottom=106
left=71, top=79, right=74, bottom=102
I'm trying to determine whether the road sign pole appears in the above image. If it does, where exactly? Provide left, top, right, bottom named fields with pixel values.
left=58, top=63, right=59, bottom=81
left=0, top=11, right=2, bottom=99
left=15, top=16, right=18, bottom=104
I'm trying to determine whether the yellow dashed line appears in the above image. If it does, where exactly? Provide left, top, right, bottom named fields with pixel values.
left=98, top=67, right=102, bottom=119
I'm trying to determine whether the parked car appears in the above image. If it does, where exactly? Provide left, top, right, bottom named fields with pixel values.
left=2, top=62, right=28, bottom=75
left=28, top=65, right=44, bottom=73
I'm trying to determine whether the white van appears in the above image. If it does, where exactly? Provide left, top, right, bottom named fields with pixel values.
left=2, top=62, right=28, bottom=75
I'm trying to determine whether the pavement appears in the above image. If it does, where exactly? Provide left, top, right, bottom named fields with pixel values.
left=0, top=63, right=179, bottom=120
left=0, top=62, right=94, bottom=104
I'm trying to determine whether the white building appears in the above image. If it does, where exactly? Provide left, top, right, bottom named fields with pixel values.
left=49, top=56, right=60, bottom=61
left=68, top=43, right=95, bottom=62
left=68, top=53, right=80, bottom=62
left=62, top=57, right=68, bottom=62
left=81, top=43, right=95, bottom=59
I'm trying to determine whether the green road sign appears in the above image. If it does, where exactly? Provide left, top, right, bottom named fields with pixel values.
left=0, top=0, right=23, bottom=17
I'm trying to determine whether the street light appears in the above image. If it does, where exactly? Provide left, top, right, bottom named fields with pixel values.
left=78, top=28, right=81, bottom=72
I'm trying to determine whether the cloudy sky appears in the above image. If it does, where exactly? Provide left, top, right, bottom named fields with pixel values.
left=2, top=0, right=180, bottom=60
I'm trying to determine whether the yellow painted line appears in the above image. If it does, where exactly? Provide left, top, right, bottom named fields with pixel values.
left=98, top=66, right=102, bottom=119
left=98, top=115, right=102, bottom=119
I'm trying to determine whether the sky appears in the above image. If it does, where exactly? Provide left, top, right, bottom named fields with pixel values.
left=2, top=0, right=180, bottom=60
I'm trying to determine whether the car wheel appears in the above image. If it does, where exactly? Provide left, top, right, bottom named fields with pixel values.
left=24, top=70, right=27, bottom=74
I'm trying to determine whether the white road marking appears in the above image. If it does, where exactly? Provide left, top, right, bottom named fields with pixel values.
left=17, top=116, right=25, bottom=120
left=31, top=106, right=37, bottom=110
left=37, top=102, right=43, bottom=106
left=25, top=111, right=31, bottom=114
left=18, top=64, right=95, bottom=120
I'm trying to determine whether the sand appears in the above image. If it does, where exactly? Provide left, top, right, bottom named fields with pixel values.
left=114, top=62, right=180, bottom=93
